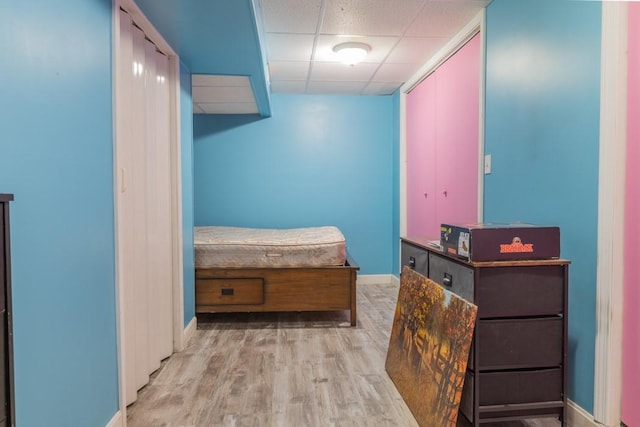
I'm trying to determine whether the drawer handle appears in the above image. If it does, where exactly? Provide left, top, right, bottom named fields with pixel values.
left=442, top=273, right=453, bottom=288
left=221, top=288, right=234, bottom=296
left=409, top=256, right=416, bottom=269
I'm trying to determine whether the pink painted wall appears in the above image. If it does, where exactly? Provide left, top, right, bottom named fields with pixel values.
left=622, top=4, right=640, bottom=426
left=406, top=34, right=480, bottom=238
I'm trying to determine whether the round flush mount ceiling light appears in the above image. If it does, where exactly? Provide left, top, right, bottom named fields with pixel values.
left=333, top=42, right=371, bottom=66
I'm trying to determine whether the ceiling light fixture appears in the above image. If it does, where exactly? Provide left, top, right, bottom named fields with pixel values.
left=333, top=42, right=371, bottom=67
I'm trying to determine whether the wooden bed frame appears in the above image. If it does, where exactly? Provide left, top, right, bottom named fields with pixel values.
left=195, top=252, right=359, bottom=326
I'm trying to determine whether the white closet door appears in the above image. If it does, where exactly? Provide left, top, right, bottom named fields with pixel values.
left=153, top=49, right=174, bottom=360
left=117, top=9, right=138, bottom=406
left=143, top=41, right=173, bottom=369
left=131, top=24, right=151, bottom=392
left=116, top=9, right=175, bottom=406
left=143, top=38, right=160, bottom=374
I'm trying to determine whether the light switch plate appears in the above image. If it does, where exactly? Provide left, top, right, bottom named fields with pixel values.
left=484, top=154, right=492, bottom=174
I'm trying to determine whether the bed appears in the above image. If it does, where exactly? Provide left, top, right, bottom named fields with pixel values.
left=194, top=226, right=359, bottom=326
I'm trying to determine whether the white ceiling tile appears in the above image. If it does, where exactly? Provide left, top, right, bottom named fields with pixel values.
left=373, top=63, right=417, bottom=83
left=258, top=0, right=490, bottom=96
left=268, top=61, right=310, bottom=80
left=310, top=61, right=378, bottom=81
left=192, top=74, right=250, bottom=87
left=198, top=102, right=259, bottom=114
left=193, top=85, right=255, bottom=103
left=193, top=103, right=206, bottom=114
left=386, top=37, right=448, bottom=64
left=314, top=35, right=398, bottom=63
left=306, top=80, right=367, bottom=95
left=321, top=0, right=425, bottom=36
left=270, top=80, right=307, bottom=93
left=261, top=0, right=323, bottom=33
left=265, top=33, right=315, bottom=61
left=362, top=81, right=402, bottom=96
left=405, top=2, right=484, bottom=38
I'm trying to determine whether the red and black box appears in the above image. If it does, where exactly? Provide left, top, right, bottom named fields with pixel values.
left=440, top=223, right=560, bottom=262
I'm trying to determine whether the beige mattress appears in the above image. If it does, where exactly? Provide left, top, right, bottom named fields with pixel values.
left=195, top=226, right=347, bottom=268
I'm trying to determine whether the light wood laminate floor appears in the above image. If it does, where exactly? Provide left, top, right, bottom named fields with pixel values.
left=127, top=281, right=561, bottom=427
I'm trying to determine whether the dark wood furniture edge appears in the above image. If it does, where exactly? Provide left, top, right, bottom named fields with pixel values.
left=1, top=196, right=15, bottom=426
left=401, top=236, right=571, bottom=267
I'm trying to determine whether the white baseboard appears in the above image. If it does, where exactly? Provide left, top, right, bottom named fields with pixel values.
left=357, top=274, right=396, bottom=285
left=183, top=316, right=197, bottom=346
left=106, top=410, right=123, bottom=427
left=568, top=400, right=602, bottom=427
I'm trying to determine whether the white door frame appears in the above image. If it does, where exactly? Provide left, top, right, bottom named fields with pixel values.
left=594, top=2, right=628, bottom=426
left=112, top=0, right=185, bottom=422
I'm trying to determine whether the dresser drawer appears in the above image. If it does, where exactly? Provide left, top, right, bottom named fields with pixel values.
left=428, top=253, right=474, bottom=303
left=469, top=317, right=563, bottom=370
left=196, top=278, right=264, bottom=305
left=460, top=368, right=563, bottom=421
left=476, top=265, right=565, bottom=317
left=400, top=242, right=428, bottom=277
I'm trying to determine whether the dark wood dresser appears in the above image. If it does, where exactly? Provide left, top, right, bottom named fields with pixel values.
left=0, top=195, right=14, bottom=427
left=401, top=236, right=569, bottom=427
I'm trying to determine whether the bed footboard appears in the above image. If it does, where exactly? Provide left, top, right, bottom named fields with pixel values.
left=195, top=253, right=359, bottom=326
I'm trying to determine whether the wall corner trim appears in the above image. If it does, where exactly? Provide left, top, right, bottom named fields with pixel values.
left=183, top=316, right=197, bottom=348
left=568, top=400, right=602, bottom=427
left=105, top=411, right=124, bottom=427
left=594, top=2, right=628, bottom=426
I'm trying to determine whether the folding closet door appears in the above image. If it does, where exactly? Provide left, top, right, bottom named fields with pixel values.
left=405, top=33, right=481, bottom=238
left=117, top=9, right=138, bottom=405
left=144, top=42, right=174, bottom=367
left=406, top=75, right=436, bottom=237
left=116, top=8, right=174, bottom=406
left=131, top=23, right=151, bottom=393
left=434, top=34, right=480, bottom=226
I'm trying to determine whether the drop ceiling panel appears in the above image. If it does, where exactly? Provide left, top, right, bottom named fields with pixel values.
left=266, top=34, right=315, bottom=61
left=310, top=61, right=378, bottom=81
left=314, top=35, right=399, bottom=63
left=261, top=0, right=489, bottom=96
left=374, top=63, right=420, bottom=82
left=197, top=102, right=259, bottom=114
left=406, top=1, right=489, bottom=37
left=385, top=37, right=448, bottom=64
left=192, top=74, right=251, bottom=87
left=261, top=0, right=323, bottom=33
left=192, top=74, right=258, bottom=114
left=363, top=81, right=402, bottom=96
left=306, top=80, right=367, bottom=94
left=269, top=61, right=311, bottom=80
left=193, top=86, right=255, bottom=103
left=321, top=0, right=425, bottom=36
left=270, top=80, right=307, bottom=93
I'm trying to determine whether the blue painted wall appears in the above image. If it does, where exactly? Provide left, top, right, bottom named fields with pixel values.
left=0, top=1, right=119, bottom=426
left=194, top=94, right=396, bottom=275
left=484, top=0, right=601, bottom=412
left=180, top=61, right=196, bottom=326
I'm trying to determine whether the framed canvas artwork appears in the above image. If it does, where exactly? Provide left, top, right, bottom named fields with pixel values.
left=386, top=266, right=477, bottom=427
